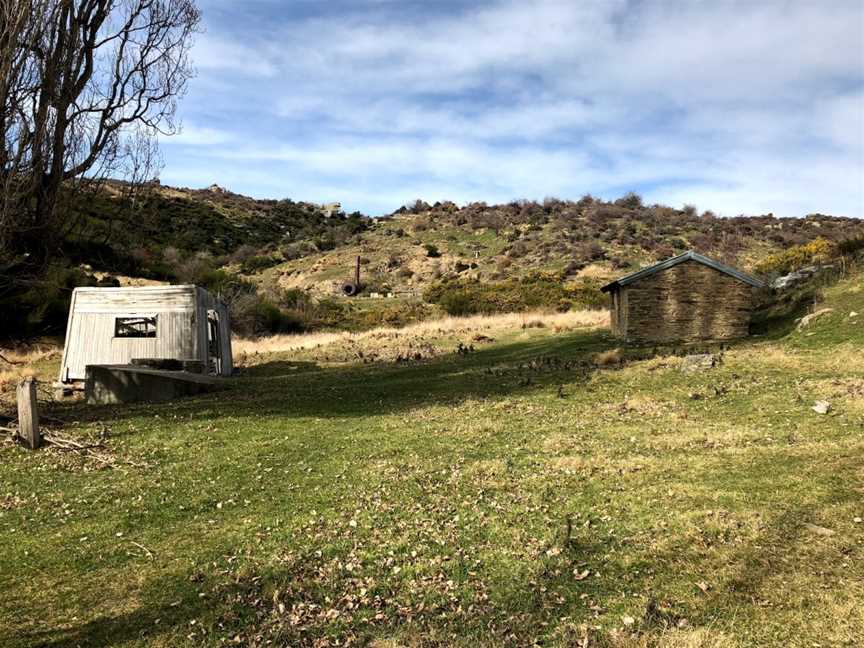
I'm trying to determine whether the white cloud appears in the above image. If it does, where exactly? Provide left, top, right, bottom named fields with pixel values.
left=167, top=123, right=236, bottom=146
left=192, top=34, right=278, bottom=77
left=166, top=0, right=864, bottom=217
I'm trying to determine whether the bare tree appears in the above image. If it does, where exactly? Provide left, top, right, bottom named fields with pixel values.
left=0, top=0, right=200, bottom=276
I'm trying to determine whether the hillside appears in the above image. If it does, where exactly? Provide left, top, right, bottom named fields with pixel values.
left=2, top=266, right=863, bottom=647
left=2, top=183, right=369, bottom=338
left=62, top=182, right=368, bottom=280
left=18, top=183, right=861, bottom=338
left=266, top=197, right=861, bottom=300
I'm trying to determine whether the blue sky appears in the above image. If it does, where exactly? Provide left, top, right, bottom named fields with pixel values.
left=160, top=0, right=864, bottom=217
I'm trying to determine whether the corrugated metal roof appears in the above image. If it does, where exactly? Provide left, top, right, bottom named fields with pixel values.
left=600, top=251, right=766, bottom=293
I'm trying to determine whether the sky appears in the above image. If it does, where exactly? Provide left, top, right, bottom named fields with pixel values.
left=159, top=0, right=864, bottom=217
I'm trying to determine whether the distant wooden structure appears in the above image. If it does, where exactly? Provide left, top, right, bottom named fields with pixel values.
left=600, top=251, right=765, bottom=343
left=59, top=285, right=232, bottom=383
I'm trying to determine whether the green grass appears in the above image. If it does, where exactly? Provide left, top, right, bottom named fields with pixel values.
left=2, top=275, right=863, bottom=647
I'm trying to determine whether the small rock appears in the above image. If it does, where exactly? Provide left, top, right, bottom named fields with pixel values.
left=797, top=308, right=834, bottom=330
left=804, top=523, right=835, bottom=537
left=812, top=400, right=831, bottom=415
left=680, top=353, right=718, bottom=373
left=850, top=311, right=859, bottom=318
left=854, top=517, right=862, bottom=524
left=622, top=615, right=635, bottom=626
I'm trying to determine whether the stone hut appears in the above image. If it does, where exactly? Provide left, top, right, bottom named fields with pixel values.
left=600, top=251, right=765, bottom=343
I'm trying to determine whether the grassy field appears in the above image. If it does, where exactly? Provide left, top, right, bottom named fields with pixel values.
left=1, top=276, right=863, bottom=647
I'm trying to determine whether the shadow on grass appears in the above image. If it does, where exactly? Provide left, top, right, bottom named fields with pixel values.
left=47, top=328, right=620, bottom=427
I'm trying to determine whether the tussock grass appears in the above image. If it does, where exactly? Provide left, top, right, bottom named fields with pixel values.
left=234, top=308, right=608, bottom=361
left=592, top=346, right=622, bottom=366
left=0, top=342, right=60, bottom=366
left=0, top=341, right=60, bottom=397
left=0, top=367, right=37, bottom=391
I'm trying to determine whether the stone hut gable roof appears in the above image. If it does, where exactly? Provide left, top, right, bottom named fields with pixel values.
left=600, top=251, right=766, bottom=293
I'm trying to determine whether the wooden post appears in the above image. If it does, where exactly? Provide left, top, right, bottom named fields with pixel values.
left=16, top=377, right=40, bottom=450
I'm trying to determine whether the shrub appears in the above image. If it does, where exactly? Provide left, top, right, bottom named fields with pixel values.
left=280, top=241, right=317, bottom=261
left=614, top=192, right=643, bottom=210
left=408, top=199, right=432, bottom=214
left=837, top=236, right=864, bottom=257
left=609, top=257, right=629, bottom=270
left=755, top=238, right=834, bottom=275
left=592, top=348, right=622, bottom=366
left=279, top=288, right=314, bottom=312
left=229, top=244, right=259, bottom=266
left=0, top=264, right=100, bottom=338
left=240, top=254, right=281, bottom=274
left=654, top=244, right=675, bottom=260
left=563, top=260, right=586, bottom=276
left=424, top=243, right=441, bottom=258
left=437, top=290, right=476, bottom=316
left=255, top=299, right=304, bottom=334
left=424, top=273, right=606, bottom=315
left=507, top=240, right=530, bottom=258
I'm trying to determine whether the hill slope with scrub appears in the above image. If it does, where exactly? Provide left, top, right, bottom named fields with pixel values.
left=10, top=183, right=862, bottom=338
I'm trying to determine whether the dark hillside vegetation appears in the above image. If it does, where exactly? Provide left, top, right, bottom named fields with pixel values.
left=1, top=183, right=369, bottom=338
left=62, top=183, right=369, bottom=280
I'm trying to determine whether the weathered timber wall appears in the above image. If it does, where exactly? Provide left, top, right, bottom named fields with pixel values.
left=60, top=286, right=199, bottom=381
left=618, top=260, right=754, bottom=343
left=59, top=285, right=233, bottom=382
left=609, top=288, right=625, bottom=336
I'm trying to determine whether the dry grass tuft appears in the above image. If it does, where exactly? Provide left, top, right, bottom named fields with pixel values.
left=0, top=367, right=37, bottom=391
left=234, top=309, right=609, bottom=361
left=549, top=455, right=591, bottom=473
left=592, top=347, right=622, bottom=366
left=0, top=342, right=60, bottom=366
left=0, top=342, right=56, bottom=393
left=521, top=319, right=546, bottom=329
left=607, top=627, right=738, bottom=648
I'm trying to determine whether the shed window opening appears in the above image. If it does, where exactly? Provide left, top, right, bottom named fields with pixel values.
left=114, top=315, right=158, bottom=338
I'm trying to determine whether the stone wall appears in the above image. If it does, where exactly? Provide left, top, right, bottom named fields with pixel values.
left=613, top=261, right=754, bottom=343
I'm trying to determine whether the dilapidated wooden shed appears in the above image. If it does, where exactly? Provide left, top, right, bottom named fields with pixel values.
left=600, top=251, right=765, bottom=343
left=59, top=285, right=232, bottom=383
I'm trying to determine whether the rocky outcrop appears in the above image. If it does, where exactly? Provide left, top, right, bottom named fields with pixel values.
left=772, top=265, right=834, bottom=290
left=797, top=308, right=834, bottom=330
